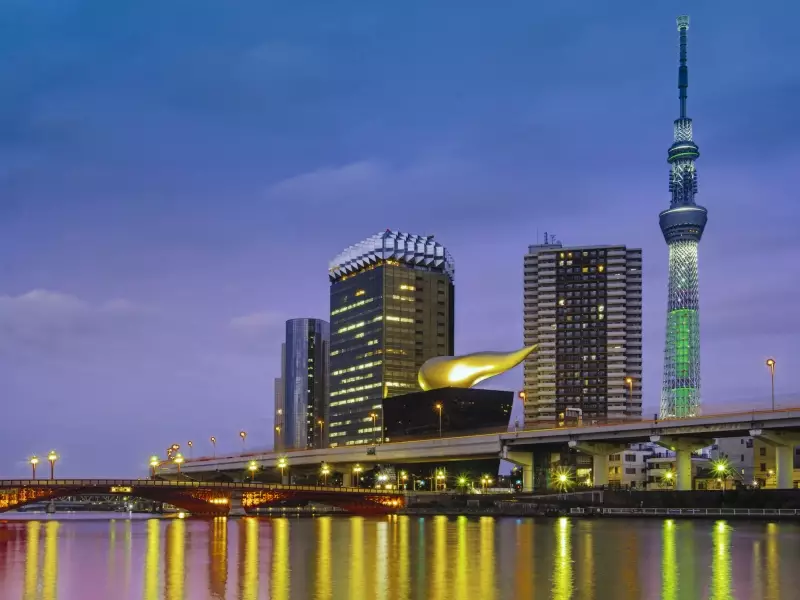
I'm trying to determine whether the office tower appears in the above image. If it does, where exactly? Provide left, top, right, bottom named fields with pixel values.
left=523, top=241, right=643, bottom=426
left=280, top=319, right=330, bottom=450
left=328, top=230, right=455, bottom=446
left=273, top=343, right=285, bottom=450
left=659, top=16, right=708, bottom=419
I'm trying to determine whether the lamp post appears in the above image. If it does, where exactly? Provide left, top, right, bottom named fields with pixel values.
left=369, top=413, right=378, bottom=444
left=149, top=455, right=160, bottom=478
left=173, top=453, right=184, bottom=474
left=210, top=436, right=216, bottom=458
left=187, top=440, right=193, bottom=459
left=625, top=377, right=634, bottom=406
left=317, top=419, right=324, bottom=448
left=353, top=464, right=363, bottom=488
left=47, top=451, right=58, bottom=480
left=434, top=403, right=443, bottom=438
left=30, top=456, right=39, bottom=479
left=399, top=471, right=408, bottom=490
left=239, top=430, right=247, bottom=452
left=714, top=460, right=729, bottom=491
left=321, top=463, right=330, bottom=486
left=766, top=358, right=776, bottom=411
left=248, top=460, right=258, bottom=481
left=277, top=457, right=288, bottom=482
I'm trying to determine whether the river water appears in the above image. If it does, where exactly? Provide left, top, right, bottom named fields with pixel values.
left=0, top=513, right=798, bottom=599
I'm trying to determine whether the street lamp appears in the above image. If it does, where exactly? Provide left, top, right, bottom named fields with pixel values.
left=714, top=460, right=729, bottom=490
left=369, top=413, right=378, bottom=444
left=321, top=463, right=330, bottom=486
left=248, top=460, right=258, bottom=481
left=173, top=453, right=185, bottom=474
left=187, top=440, right=193, bottom=459
left=210, top=436, right=216, bottom=458
left=30, top=456, right=39, bottom=479
left=377, top=473, right=388, bottom=489
left=625, top=377, right=634, bottom=405
left=277, top=457, right=288, bottom=482
left=149, top=455, right=160, bottom=478
left=766, top=358, right=776, bottom=410
left=317, top=419, right=324, bottom=448
left=399, top=471, right=408, bottom=490
left=434, top=403, right=443, bottom=438
left=239, top=430, right=247, bottom=452
left=436, top=469, right=446, bottom=491
left=47, top=451, right=58, bottom=480
left=353, top=464, right=363, bottom=488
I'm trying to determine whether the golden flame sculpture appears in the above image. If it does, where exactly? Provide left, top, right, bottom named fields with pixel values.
left=418, top=346, right=537, bottom=391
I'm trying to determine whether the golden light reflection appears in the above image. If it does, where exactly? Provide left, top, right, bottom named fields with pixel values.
left=752, top=539, right=763, bottom=599
left=108, top=520, right=117, bottom=583
left=552, top=517, right=573, bottom=600
left=143, top=519, right=161, bottom=600
left=662, top=520, right=678, bottom=600
left=41, top=521, right=59, bottom=600
left=209, top=517, right=228, bottom=598
left=398, top=516, right=410, bottom=599
left=23, top=521, right=41, bottom=600
left=455, top=516, right=468, bottom=600
left=710, top=521, right=732, bottom=600
left=272, top=519, right=289, bottom=600
left=165, top=519, right=185, bottom=600
left=514, top=520, right=534, bottom=597
left=480, top=517, right=496, bottom=600
left=580, top=523, right=594, bottom=600
left=316, top=517, right=332, bottom=600
left=348, top=517, right=365, bottom=600
left=432, top=516, right=447, bottom=600
left=766, top=522, right=779, bottom=600
left=238, top=517, right=259, bottom=600
left=375, top=521, right=389, bottom=600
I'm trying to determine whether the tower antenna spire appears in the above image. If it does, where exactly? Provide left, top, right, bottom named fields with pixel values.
left=677, top=15, right=689, bottom=118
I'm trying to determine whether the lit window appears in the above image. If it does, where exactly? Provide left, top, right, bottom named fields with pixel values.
left=355, top=289, right=365, bottom=296
left=558, top=299, right=565, bottom=306
left=598, top=265, right=605, bottom=272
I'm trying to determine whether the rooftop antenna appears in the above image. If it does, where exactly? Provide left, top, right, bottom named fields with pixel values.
left=677, top=15, right=689, bottom=118
left=549, top=234, right=557, bottom=245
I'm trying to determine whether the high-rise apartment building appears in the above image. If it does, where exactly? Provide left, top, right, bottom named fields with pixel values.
left=328, top=230, right=455, bottom=447
left=523, top=242, right=642, bottom=426
left=659, top=16, right=708, bottom=419
left=276, top=319, right=329, bottom=450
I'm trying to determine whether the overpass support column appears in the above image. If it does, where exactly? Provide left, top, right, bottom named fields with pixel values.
left=568, top=442, right=627, bottom=487
left=229, top=491, right=246, bottom=517
left=751, top=430, right=800, bottom=489
left=342, top=472, right=353, bottom=488
left=651, top=436, right=712, bottom=491
left=504, top=450, right=534, bottom=493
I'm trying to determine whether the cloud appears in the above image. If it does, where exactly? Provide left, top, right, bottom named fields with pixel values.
left=0, top=289, right=152, bottom=355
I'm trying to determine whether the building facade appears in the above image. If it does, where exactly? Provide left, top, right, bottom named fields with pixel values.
left=523, top=242, right=643, bottom=426
left=328, top=230, right=455, bottom=446
left=659, top=16, right=708, bottom=419
left=273, top=343, right=285, bottom=450
left=279, top=319, right=330, bottom=450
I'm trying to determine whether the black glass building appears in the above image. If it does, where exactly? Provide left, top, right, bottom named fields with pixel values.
left=328, top=231, right=455, bottom=447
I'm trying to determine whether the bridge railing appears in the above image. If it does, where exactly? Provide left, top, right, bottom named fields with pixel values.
left=0, top=479, right=402, bottom=495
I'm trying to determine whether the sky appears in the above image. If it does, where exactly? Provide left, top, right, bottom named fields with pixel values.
left=1, top=1, right=799, bottom=477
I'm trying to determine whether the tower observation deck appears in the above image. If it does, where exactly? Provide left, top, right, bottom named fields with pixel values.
left=659, top=16, right=708, bottom=419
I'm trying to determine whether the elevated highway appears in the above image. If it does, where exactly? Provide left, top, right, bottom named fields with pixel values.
left=161, top=407, right=800, bottom=491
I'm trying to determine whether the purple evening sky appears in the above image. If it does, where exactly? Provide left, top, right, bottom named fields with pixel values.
left=1, top=1, right=798, bottom=477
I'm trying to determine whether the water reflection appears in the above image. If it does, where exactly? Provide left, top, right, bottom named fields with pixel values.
left=4, top=515, right=800, bottom=599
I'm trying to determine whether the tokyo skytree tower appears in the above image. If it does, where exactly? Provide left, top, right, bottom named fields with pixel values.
left=659, top=16, right=708, bottom=419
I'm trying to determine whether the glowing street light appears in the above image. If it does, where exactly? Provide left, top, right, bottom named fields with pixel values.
left=47, top=451, right=58, bottom=480
left=30, top=456, right=39, bottom=479
left=625, top=377, right=634, bottom=405
left=187, top=440, right=193, bottom=459
left=369, top=413, right=379, bottom=444
left=239, top=430, right=247, bottom=451
left=277, top=457, right=288, bottom=482
left=210, top=436, right=216, bottom=458
left=248, top=460, right=258, bottom=481
left=554, top=467, right=573, bottom=492
left=321, top=463, right=330, bottom=486
left=434, top=403, right=443, bottom=438
left=766, top=358, right=776, bottom=411
left=317, top=419, right=325, bottom=448
left=149, top=455, right=160, bottom=478
left=173, top=453, right=185, bottom=474
left=399, top=470, right=408, bottom=490
left=713, top=460, right=730, bottom=490
left=353, top=464, right=363, bottom=487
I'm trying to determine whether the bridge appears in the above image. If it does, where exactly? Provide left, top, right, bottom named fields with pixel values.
left=161, top=407, right=800, bottom=492
left=0, top=479, right=404, bottom=516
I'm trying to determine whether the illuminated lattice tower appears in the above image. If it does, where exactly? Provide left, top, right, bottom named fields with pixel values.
left=659, top=16, right=708, bottom=419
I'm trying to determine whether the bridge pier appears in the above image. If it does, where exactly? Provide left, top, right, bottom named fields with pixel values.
left=342, top=472, right=353, bottom=488
left=651, top=436, right=712, bottom=491
left=751, top=429, right=800, bottom=489
left=228, top=491, right=246, bottom=517
left=504, top=450, right=534, bottom=492
left=568, top=442, right=627, bottom=487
